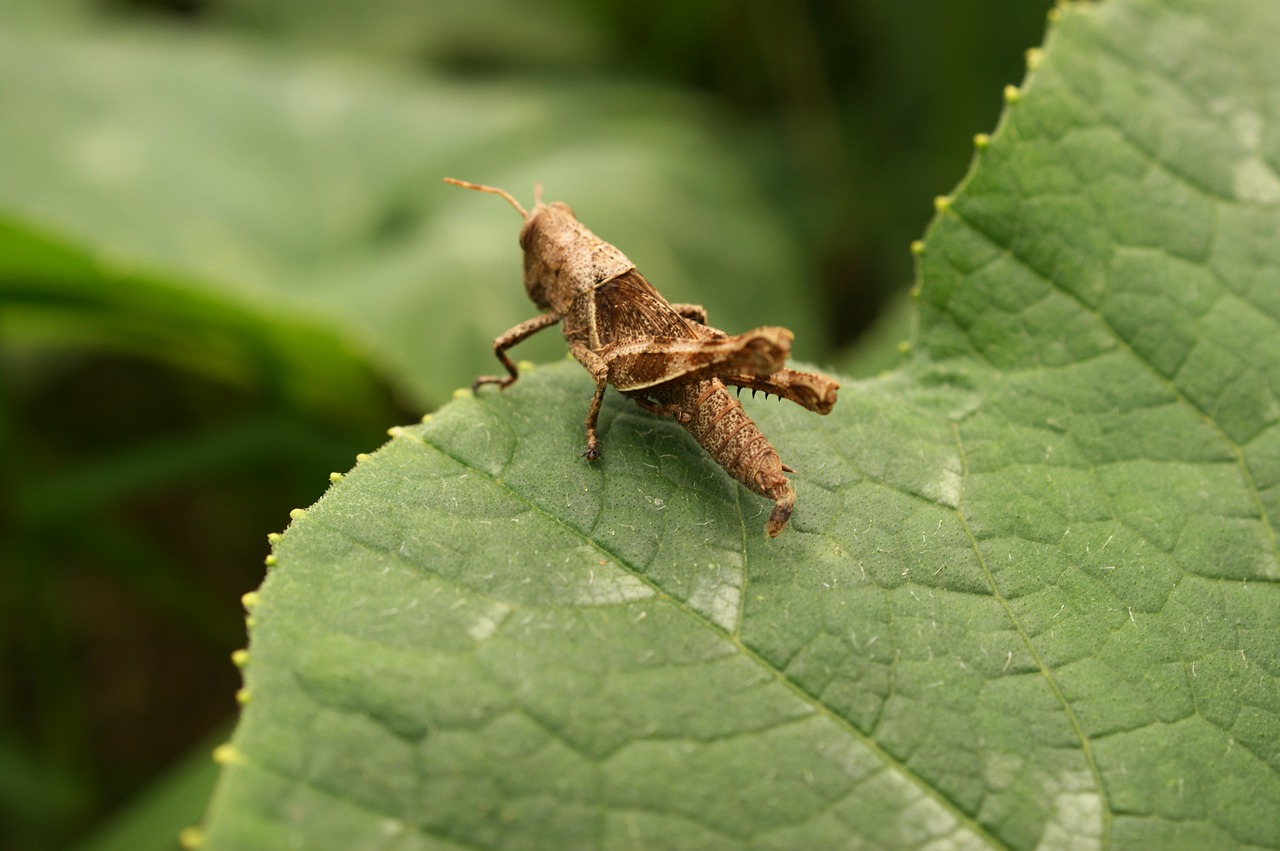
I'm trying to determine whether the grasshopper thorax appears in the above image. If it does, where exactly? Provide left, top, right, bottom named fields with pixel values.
left=519, top=201, right=633, bottom=314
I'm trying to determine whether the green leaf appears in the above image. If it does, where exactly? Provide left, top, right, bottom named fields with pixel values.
left=0, top=214, right=390, bottom=427
left=0, top=23, right=823, bottom=410
left=836, top=291, right=915, bottom=378
left=202, top=0, right=1280, bottom=848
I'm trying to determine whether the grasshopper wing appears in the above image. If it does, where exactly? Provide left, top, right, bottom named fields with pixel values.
left=603, top=329, right=793, bottom=391
left=592, top=270, right=699, bottom=343
left=592, top=270, right=790, bottom=390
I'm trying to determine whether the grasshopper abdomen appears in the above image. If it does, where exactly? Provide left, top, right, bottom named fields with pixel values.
left=636, top=378, right=794, bottom=537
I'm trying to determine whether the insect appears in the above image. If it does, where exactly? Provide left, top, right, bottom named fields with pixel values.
left=445, top=178, right=839, bottom=537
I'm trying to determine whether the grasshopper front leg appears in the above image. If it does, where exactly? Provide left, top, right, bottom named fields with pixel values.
left=473, top=312, right=562, bottom=391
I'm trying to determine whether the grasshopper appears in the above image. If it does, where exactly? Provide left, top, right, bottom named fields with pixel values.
left=446, top=178, right=838, bottom=537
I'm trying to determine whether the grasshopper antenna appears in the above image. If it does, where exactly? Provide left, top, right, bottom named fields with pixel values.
left=443, top=177, right=528, bottom=219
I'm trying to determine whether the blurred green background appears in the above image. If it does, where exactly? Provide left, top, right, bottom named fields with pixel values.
left=0, top=1, right=1051, bottom=848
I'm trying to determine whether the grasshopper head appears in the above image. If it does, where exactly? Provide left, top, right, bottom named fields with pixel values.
left=443, top=177, right=560, bottom=310
left=443, top=178, right=627, bottom=315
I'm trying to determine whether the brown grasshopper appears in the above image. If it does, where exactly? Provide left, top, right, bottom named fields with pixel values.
left=445, top=178, right=839, bottom=537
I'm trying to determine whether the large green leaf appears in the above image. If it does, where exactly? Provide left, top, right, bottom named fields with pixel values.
left=0, top=23, right=821, bottom=410
left=201, top=0, right=1280, bottom=847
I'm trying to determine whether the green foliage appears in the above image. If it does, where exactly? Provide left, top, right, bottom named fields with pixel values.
left=198, top=0, right=1280, bottom=848
left=0, top=24, right=821, bottom=410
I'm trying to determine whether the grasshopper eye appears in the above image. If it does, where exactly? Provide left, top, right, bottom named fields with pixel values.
left=522, top=252, right=550, bottom=309
left=518, top=216, right=538, bottom=252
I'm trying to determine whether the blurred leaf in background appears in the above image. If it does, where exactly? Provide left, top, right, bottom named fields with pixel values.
left=195, top=0, right=1054, bottom=345
left=0, top=0, right=1052, bottom=849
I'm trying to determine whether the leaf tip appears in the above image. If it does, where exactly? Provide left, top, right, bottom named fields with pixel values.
left=452, top=387, right=474, bottom=400
left=934, top=195, right=953, bottom=213
left=910, top=239, right=926, bottom=255
left=289, top=507, right=307, bottom=521
left=1003, top=84, right=1022, bottom=104
left=263, top=553, right=277, bottom=568
left=231, top=648, right=249, bottom=668
left=973, top=132, right=991, bottom=150
left=1025, top=47, right=1044, bottom=71
left=240, top=591, right=260, bottom=611
left=328, top=471, right=344, bottom=483
left=235, top=687, right=251, bottom=706
left=266, top=531, right=281, bottom=545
